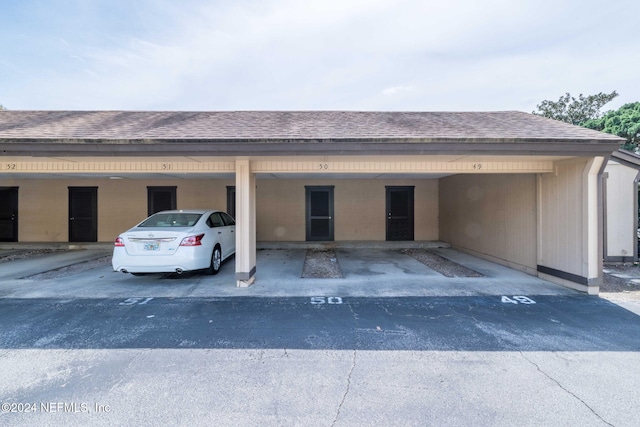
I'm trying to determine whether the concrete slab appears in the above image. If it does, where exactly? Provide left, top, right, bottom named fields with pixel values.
left=337, top=248, right=439, bottom=278
left=0, top=249, right=110, bottom=280
left=0, top=247, right=578, bottom=299
left=257, top=240, right=451, bottom=250
left=245, top=248, right=574, bottom=298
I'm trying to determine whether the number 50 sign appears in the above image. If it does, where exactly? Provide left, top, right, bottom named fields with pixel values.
left=501, top=296, right=536, bottom=304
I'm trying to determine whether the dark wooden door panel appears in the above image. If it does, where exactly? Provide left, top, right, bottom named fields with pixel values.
left=148, top=186, right=176, bottom=216
left=69, top=187, right=97, bottom=242
left=0, top=187, right=18, bottom=242
left=386, top=186, right=414, bottom=241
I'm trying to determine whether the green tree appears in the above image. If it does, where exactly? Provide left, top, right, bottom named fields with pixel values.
left=0, top=104, right=6, bottom=110
left=584, top=102, right=640, bottom=151
left=532, top=91, right=618, bottom=126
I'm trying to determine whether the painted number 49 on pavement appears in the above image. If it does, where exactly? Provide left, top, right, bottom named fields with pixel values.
left=501, top=296, right=536, bottom=304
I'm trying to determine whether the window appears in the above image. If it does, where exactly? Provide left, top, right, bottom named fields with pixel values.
left=220, top=212, right=235, bottom=226
left=139, top=213, right=201, bottom=227
left=206, top=213, right=225, bottom=228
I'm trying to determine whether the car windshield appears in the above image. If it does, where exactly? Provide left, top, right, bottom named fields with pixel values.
left=138, top=213, right=202, bottom=227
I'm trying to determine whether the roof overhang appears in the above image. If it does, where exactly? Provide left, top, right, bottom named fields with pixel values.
left=610, top=149, right=640, bottom=170
left=0, top=138, right=622, bottom=157
left=0, top=110, right=625, bottom=157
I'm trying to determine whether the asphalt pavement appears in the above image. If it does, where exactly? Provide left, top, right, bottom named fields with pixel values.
left=0, top=294, right=639, bottom=351
left=1, top=249, right=640, bottom=426
left=1, top=294, right=640, bottom=426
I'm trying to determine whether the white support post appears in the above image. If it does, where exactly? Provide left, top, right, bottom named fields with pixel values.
left=235, top=158, right=256, bottom=287
left=584, top=156, right=605, bottom=293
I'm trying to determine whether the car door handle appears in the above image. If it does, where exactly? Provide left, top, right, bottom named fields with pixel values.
left=218, top=231, right=222, bottom=234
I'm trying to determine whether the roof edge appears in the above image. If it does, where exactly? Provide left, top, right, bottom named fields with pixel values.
left=0, top=140, right=621, bottom=157
left=0, top=135, right=626, bottom=144
left=611, top=149, right=640, bottom=169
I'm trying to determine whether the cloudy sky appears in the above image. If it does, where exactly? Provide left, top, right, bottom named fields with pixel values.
left=1, top=0, right=638, bottom=113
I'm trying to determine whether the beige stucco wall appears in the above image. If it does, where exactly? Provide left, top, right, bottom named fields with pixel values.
left=538, top=158, right=603, bottom=289
left=604, top=161, right=638, bottom=260
left=538, top=159, right=580, bottom=276
left=5, top=177, right=438, bottom=243
left=439, top=174, right=537, bottom=273
left=6, top=178, right=233, bottom=242
left=256, top=178, right=439, bottom=241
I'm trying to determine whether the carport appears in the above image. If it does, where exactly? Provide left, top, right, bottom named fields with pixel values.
left=0, top=244, right=579, bottom=299
left=0, top=111, right=623, bottom=294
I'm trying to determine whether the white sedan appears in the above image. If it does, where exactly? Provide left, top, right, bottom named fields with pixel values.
left=112, top=210, right=236, bottom=275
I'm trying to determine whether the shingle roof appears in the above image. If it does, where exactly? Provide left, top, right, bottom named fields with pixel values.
left=0, top=110, right=625, bottom=142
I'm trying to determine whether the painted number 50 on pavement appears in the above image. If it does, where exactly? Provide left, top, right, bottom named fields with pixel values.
left=501, top=296, right=536, bottom=304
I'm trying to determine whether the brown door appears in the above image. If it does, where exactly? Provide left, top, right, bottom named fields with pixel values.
left=386, top=186, right=414, bottom=241
left=147, top=186, right=177, bottom=215
left=227, top=186, right=236, bottom=218
left=69, top=187, right=98, bottom=242
left=0, top=187, right=18, bottom=242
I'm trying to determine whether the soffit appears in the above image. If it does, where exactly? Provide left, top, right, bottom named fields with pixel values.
left=0, top=154, right=574, bottom=180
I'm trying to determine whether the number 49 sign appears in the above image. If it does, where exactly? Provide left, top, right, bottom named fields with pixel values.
left=501, top=296, right=536, bottom=304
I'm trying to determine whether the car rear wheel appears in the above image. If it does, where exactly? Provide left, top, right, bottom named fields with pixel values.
left=206, top=245, right=222, bottom=275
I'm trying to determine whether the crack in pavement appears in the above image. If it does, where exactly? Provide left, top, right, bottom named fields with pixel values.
left=331, top=303, right=359, bottom=427
left=519, top=352, right=614, bottom=427
left=331, top=348, right=356, bottom=427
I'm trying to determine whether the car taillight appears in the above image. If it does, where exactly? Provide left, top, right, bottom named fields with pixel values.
left=114, top=237, right=125, bottom=247
left=180, top=234, right=205, bottom=246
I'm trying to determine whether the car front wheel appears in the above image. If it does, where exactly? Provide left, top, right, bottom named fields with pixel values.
left=206, top=245, right=222, bottom=275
